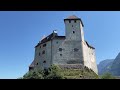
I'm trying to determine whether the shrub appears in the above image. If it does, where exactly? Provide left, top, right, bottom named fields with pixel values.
left=23, top=69, right=44, bottom=79
left=45, top=65, right=64, bottom=79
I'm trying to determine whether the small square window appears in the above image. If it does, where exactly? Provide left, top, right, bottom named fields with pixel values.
left=60, top=54, right=62, bottom=56
left=74, top=48, right=79, bottom=52
left=36, top=63, right=38, bottom=65
left=59, top=48, right=62, bottom=51
left=69, top=20, right=71, bottom=23
left=43, top=61, right=46, bottom=63
left=42, top=50, right=45, bottom=54
left=73, top=31, right=75, bottom=34
left=56, top=41, right=58, bottom=44
left=74, top=20, right=76, bottom=23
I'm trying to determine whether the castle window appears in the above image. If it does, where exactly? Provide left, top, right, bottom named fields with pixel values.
left=73, top=31, right=75, bottom=34
left=43, top=61, right=46, bottom=63
left=74, top=48, right=79, bottom=52
left=56, top=41, right=58, bottom=44
left=60, top=54, right=62, bottom=56
left=39, top=52, right=40, bottom=56
left=43, top=44, right=46, bottom=47
left=72, top=25, right=73, bottom=27
left=40, top=46, right=41, bottom=48
left=42, top=50, right=45, bottom=54
left=74, top=20, right=76, bottom=23
left=69, top=20, right=71, bottom=23
left=36, top=63, right=38, bottom=65
left=59, top=48, right=62, bottom=51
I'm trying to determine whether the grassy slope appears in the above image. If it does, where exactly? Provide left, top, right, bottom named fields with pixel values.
left=60, top=68, right=99, bottom=79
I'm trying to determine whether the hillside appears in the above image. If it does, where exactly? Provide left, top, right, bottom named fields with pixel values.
left=59, top=64, right=98, bottom=79
left=98, top=52, right=120, bottom=76
left=110, top=53, right=120, bottom=76
left=22, top=64, right=98, bottom=79
left=97, top=59, right=114, bottom=75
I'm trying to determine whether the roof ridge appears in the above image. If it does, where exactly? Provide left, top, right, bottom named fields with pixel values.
left=66, top=15, right=79, bottom=19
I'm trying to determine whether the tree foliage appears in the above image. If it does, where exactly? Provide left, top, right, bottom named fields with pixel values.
left=100, top=72, right=116, bottom=79
left=22, top=65, right=64, bottom=79
left=23, top=69, right=44, bottom=79
left=45, top=65, right=64, bottom=79
left=21, top=65, right=98, bottom=79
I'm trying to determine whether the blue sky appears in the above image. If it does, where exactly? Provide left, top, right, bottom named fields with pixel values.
left=0, top=11, right=120, bottom=79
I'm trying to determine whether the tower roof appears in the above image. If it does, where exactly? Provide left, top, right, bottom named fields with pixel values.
left=66, top=15, right=79, bottom=19
left=64, top=15, right=84, bottom=27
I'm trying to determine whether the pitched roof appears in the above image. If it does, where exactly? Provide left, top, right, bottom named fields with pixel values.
left=29, top=60, right=35, bottom=67
left=35, top=32, right=58, bottom=47
left=66, top=15, right=79, bottom=19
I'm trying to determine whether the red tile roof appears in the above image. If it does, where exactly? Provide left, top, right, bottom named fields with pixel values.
left=66, top=15, right=79, bottom=19
left=64, top=15, right=84, bottom=27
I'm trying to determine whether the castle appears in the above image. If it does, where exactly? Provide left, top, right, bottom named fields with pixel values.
left=29, top=15, right=98, bottom=74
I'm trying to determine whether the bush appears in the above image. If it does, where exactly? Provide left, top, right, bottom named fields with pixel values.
left=23, top=69, right=44, bottom=79
left=45, top=65, right=64, bottom=79
left=22, top=65, right=64, bottom=79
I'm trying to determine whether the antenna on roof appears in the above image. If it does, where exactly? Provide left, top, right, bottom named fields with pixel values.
left=53, top=30, right=57, bottom=33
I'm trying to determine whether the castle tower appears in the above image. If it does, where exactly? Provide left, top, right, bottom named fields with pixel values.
left=64, top=15, right=84, bottom=41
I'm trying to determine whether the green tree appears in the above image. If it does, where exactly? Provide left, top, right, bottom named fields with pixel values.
left=23, top=69, right=44, bottom=79
left=100, top=72, right=116, bottom=79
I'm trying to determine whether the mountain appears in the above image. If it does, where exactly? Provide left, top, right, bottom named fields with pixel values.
left=110, top=53, right=120, bottom=76
left=98, top=59, right=114, bottom=75
left=98, top=52, right=120, bottom=76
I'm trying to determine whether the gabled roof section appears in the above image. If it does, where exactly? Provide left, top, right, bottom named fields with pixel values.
left=64, top=15, right=84, bottom=27
left=29, top=60, right=35, bottom=68
left=35, top=31, right=58, bottom=48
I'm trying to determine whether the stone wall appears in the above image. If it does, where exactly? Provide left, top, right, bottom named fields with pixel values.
left=82, top=41, right=98, bottom=74
left=52, top=39, right=84, bottom=65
